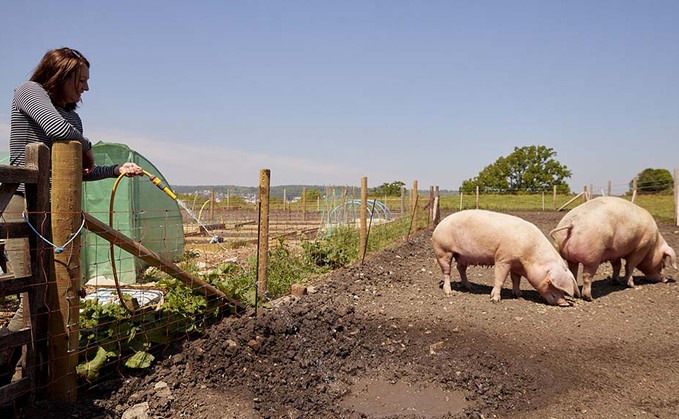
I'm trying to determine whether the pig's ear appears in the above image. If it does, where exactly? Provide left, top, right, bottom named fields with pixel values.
left=549, top=267, right=576, bottom=297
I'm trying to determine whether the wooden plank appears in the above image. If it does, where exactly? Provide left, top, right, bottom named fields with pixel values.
left=0, top=183, right=19, bottom=216
left=83, top=212, right=244, bottom=311
left=0, top=328, right=31, bottom=350
left=0, top=274, right=33, bottom=295
left=0, top=222, right=32, bottom=239
left=558, top=192, right=585, bottom=211
left=0, top=165, right=39, bottom=184
left=0, top=377, right=32, bottom=405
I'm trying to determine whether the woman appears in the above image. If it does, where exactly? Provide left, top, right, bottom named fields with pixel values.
left=10, top=47, right=142, bottom=179
left=1, top=47, right=143, bottom=385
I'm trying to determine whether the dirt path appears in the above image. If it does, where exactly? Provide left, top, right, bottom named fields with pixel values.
left=17, top=211, right=679, bottom=418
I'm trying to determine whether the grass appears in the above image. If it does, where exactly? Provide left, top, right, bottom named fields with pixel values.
left=436, top=193, right=677, bottom=223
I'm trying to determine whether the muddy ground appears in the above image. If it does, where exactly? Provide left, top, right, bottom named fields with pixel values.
left=15, top=211, right=679, bottom=418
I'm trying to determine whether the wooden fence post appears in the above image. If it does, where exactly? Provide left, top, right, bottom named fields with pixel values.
left=433, top=186, right=440, bottom=226
left=302, top=187, right=307, bottom=221
left=428, top=186, right=434, bottom=227
left=411, top=180, right=418, bottom=212
left=360, top=177, right=367, bottom=260
left=210, top=188, right=215, bottom=221
left=553, top=185, right=557, bottom=210
left=25, top=143, right=52, bottom=400
left=475, top=186, right=479, bottom=209
left=48, top=141, right=82, bottom=402
left=674, top=168, right=678, bottom=226
left=257, top=169, right=270, bottom=299
left=582, top=185, right=588, bottom=203
left=607, top=180, right=612, bottom=196
left=542, top=192, right=545, bottom=211
left=400, top=186, right=405, bottom=214
left=631, top=177, right=638, bottom=203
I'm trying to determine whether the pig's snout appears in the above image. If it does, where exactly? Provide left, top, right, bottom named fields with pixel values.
left=541, top=289, right=570, bottom=307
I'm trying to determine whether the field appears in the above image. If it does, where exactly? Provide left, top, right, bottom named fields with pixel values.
left=17, top=209, right=679, bottom=418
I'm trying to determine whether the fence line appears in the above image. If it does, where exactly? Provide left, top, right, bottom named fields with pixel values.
left=0, top=142, right=51, bottom=406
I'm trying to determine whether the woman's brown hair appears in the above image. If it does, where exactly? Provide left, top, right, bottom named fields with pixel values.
left=30, top=48, right=90, bottom=111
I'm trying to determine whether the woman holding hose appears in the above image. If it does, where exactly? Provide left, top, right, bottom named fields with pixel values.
left=1, top=47, right=143, bottom=385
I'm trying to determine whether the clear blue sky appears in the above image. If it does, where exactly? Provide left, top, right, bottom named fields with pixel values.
left=1, top=1, right=677, bottom=193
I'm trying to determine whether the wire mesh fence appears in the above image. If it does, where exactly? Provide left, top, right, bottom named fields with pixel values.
left=1, top=152, right=677, bottom=411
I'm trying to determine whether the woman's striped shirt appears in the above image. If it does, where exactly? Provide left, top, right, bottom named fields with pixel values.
left=10, top=81, right=117, bottom=190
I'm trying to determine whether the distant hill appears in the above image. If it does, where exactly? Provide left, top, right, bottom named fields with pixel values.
left=173, top=184, right=458, bottom=199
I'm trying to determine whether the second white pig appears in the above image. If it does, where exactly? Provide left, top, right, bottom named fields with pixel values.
left=432, top=210, right=577, bottom=306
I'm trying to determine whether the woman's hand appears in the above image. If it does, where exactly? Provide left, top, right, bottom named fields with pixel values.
left=115, top=162, right=144, bottom=177
left=82, top=148, right=95, bottom=175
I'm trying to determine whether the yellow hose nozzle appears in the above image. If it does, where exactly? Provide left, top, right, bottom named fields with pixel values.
left=144, top=171, right=177, bottom=200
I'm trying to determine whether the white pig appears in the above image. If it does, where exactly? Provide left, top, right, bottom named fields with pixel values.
left=432, top=210, right=577, bottom=306
left=550, top=196, right=677, bottom=301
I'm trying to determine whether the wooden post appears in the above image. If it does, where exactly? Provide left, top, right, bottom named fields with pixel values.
left=410, top=194, right=419, bottom=234
left=459, top=192, right=463, bottom=211
left=428, top=186, right=434, bottom=227
left=400, top=186, right=405, bottom=214
left=210, top=188, right=215, bottom=221
left=302, top=187, right=307, bottom=222
left=226, top=188, right=230, bottom=210
left=631, top=177, right=638, bottom=203
left=542, top=192, right=545, bottom=211
left=674, top=168, right=678, bottom=226
left=24, top=143, right=52, bottom=399
left=590, top=184, right=593, bottom=198
left=48, top=141, right=82, bottom=402
left=582, top=186, right=588, bottom=203
left=475, top=186, right=479, bottom=209
left=257, top=169, right=270, bottom=298
left=433, top=186, right=440, bottom=225
left=360, top=177, right=367, bottom=260
left=553, top=185, right=557, bottom=210
left=283, top=188, right=287, bottom=211
left=607, top=180, right=612, bottom=197
left=411, top=180, right=418, bottom=212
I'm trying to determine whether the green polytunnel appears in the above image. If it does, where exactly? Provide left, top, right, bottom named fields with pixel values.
left=81, top=141, right=184, bottom=285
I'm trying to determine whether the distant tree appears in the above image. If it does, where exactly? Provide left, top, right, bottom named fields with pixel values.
left=632, top=168, right=673, bottom=194
left=460, top=146, right=572, bottom=193
left=305, top=188, right=321, bottom=200
left=372, top=181, right=405, bottom=196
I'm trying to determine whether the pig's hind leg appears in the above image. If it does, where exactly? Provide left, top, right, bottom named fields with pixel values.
left=435, top=250, right=455, bottom=296
left=581, top=264, right=599, bottom=301
left=456, top=263, right=473, bottom=292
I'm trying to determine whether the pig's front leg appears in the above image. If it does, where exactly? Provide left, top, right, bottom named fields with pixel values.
left=491, top=263, right=510, bottom=302
left=610, top=259, right=622, bottom=284
left=510, top=272, right=522, bottom=298
left=442, top=272, right=453, bottom=295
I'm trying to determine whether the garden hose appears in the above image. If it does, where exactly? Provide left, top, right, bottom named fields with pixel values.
left=108, top=170, right=177, bottom=314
